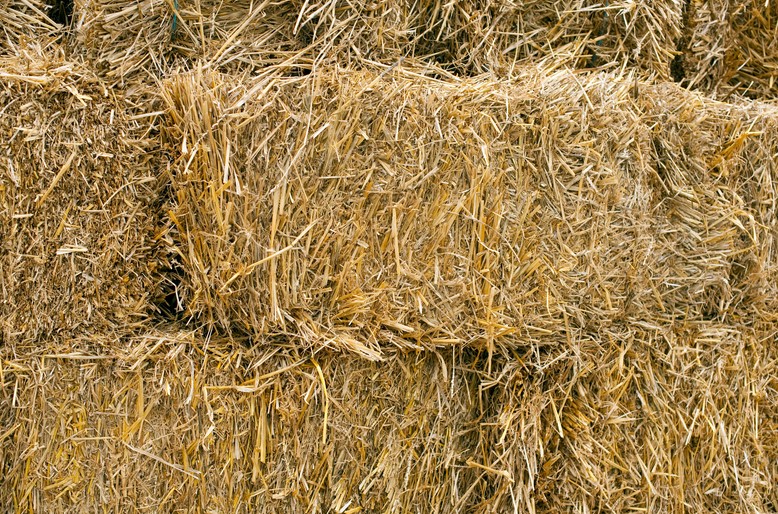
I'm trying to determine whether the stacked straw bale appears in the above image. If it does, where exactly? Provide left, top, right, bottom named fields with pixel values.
left=2, top=324, right=775, bottom=512
left=0, top=0, right=63, bottom=53
left=160, top=65, right=778, bottom=356
left=1, top=331, right=485, bottom=512
left=75, top=0, right=684, bottom=84
left=437, top=0, right=684, bottom=77
left=636, top=82, right=778, bottom=322
left=0, top=51, right=165, bottom=342
left=674, top=0, right=778, bottom=98
left=474, top=321, right=778, bottom=512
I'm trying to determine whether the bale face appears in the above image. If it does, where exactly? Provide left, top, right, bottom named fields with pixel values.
left=725, top=0, right=778, bottom=98
left=0, top=54, right=164, bottom=342
left=160, top=66, right=778, bottom=354
left=160, top=67, right=616, bottom=353
left=76, top=0, right=408, bottom=84
left=638, top=84, right=778, bottom=320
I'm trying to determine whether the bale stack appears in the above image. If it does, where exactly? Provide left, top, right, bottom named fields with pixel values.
left=1, top=0, right=777, bottom=512
left=0, top=50, right=165, bottom=343
left=75, top=0, right=685, bottom=85
left=2, top=324, right=775, bottom=512
left=159, top=65, right=778, bottom=356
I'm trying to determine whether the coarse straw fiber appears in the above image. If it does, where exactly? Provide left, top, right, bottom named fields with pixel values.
left=159, top=64, right=778, bottom=357
left=75, top=0, right=684, bottom=85
left=0, top=49, right=167, bottom=343
left=1, top=323, right=775, bottom=512
left=673, top=0, right=778, bottom=99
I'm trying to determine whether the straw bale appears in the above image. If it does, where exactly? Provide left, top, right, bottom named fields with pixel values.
left=0, top=331, right=486, bottom=512
left=0, top=0, right=63, bottom=53
left=674, top=0, right=778, bottom=98
left=487, top=321, right=778, bottom=512
left=0, top=51, right=165, bottom=342
left=159, top=65, right=778, bottom=355
left=637, top=83, right=778, bottom=320
left=76, top=0, right=400, bottom=85
left=438, top=0, right=683, bottom=78
left=75, top=0, right=684, bottom=85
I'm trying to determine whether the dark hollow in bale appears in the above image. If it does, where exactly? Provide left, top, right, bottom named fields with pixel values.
left=47, top=0, right=74, bottom=26
left=160, top=65, right=778, bottom=356
left=0, top=53, right=165, bottom=343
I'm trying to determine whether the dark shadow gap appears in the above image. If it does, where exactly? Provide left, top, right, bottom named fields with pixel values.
left=670, top=0, right=693, bottom=84
left=47, top=0, right=73, bottom=26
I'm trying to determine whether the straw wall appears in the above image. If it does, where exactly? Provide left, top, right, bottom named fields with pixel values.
left=0, top=52, right=164, bottom=342
left=1, top=1, right=777, bottom=513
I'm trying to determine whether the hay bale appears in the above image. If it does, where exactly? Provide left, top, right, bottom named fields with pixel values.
left=632, top=82, right=778, bottom=321
left=520, top=322, right=778, bottom=512
left=0, top=331, right=486, bottom=512
left=75, top=0, right=402, bottom=85
left=674, top=0, right=778, bottom=99
left=75, top=0, right=684, bottom=84
left=0, top=0, right=63, bottom=53
left=0, top=51, right=165, bottom=342
left=481, top=322, right=778, bottom=511
left=438, top=0, right=683, bottom=78
left=159, top=65, right=777, bottom=355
